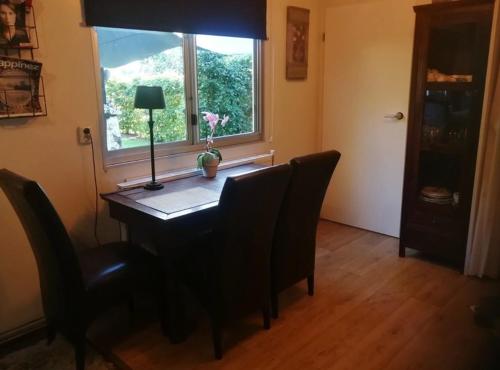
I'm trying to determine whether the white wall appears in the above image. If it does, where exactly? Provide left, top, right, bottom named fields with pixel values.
left=0, top=0, right=323, bottom=336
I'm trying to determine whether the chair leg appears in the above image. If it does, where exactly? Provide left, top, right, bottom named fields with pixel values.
left=210, top=318, right=223, bottom=360
left=307, top=274, right=315, bottom=296
left=271, top=293, right=279, bottom=319
left=156, top=268, right=169, bottom=338
left=262, top=305, right=271, bottom=330
left=46, top=325, right=56, bottom=345
left=128, top=297, right=135, bottom=327
left=74, top=336, right=86, bottom=370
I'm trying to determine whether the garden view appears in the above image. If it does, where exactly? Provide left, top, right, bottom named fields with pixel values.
left=102, top=36, right=255, bottom=151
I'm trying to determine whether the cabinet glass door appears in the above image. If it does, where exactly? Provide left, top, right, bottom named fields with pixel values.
left=417, top=21, right=480, bottom=211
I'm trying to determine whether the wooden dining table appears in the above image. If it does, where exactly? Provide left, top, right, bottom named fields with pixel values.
left=101, top=163, right=264, bottom=342
left=101, top=163, right=264, bottom=247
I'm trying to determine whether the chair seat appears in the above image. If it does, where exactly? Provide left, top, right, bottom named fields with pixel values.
left=79, top=242, right=132, bottom=290
left=78, top=242, right=154, bottom=311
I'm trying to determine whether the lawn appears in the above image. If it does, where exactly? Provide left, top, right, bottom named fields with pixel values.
left=121, top=136, right=150, bottom=149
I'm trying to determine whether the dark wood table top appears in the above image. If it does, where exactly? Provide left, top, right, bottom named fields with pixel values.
left=101, top=163, right=264, bottom=223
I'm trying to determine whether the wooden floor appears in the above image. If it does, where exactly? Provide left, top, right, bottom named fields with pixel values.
left=90, top=221, right=500, bottom=370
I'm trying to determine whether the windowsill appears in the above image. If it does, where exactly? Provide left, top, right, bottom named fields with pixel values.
left=116, top=151, right=274, bottom=190
left=104, top=132, right=264, bottom=169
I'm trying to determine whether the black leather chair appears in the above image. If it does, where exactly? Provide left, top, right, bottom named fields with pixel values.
left=271, top=150, right=341, bottom=318
left=177, top=164, right=291, bottom=359
left=0, top=169, right=155, bottom=370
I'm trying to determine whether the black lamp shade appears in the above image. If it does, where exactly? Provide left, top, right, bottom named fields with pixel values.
left=134, top=86, right=166, bottom=110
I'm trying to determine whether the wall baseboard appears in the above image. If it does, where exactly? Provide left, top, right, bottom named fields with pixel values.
left=0, top=318, right=46, bottom=346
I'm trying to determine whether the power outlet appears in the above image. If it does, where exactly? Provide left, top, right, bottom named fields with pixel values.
left=78, top=127, right=92, bottom=145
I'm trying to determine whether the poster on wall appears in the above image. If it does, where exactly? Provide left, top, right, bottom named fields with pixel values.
left=286, top=6, right=310, bottom=80
left=0, top=56, right=42, bottom=117
left=0, top=0, right=33, bottom=48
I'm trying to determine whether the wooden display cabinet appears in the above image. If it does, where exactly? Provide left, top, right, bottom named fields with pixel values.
left=399, top=0, right=494, bottom=267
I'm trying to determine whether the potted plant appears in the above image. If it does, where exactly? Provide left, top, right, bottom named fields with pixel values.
left=197, top=112, right=229, bottom=178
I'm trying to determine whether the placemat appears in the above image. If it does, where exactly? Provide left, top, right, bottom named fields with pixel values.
left=136, top=186, right=220, bottom=214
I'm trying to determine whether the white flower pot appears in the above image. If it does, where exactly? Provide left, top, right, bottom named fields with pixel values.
left=202, top=157, right=220, bottom=178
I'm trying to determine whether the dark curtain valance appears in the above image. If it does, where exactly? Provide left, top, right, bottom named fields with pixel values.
left=83, top=0, right=267, bottom=40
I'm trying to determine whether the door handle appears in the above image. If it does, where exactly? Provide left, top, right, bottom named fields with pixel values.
left=384, top=112, right=405, bottom=120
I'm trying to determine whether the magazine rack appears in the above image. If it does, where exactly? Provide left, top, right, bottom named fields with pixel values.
left=0, top=4, right=46, bottom=120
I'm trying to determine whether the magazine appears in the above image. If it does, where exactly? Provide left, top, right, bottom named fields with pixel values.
left=0, top=0, right=32, bottom=48
left=0, top=56, right=42, bottom=117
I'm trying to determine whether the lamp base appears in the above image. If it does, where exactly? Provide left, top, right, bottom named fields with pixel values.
left=144, top=181, right=164, bottom=191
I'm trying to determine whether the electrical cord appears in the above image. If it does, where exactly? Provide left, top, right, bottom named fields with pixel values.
left=87, top=130, right=101, bottom=247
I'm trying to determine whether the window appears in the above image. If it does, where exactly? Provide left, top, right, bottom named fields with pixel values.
left=95, top=27, right=262, bottom=164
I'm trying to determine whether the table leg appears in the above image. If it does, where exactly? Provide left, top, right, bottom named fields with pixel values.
left=158, top=258, right=190, bottom=344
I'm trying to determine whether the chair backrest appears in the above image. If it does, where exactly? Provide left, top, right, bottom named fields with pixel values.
left=0, top=169, right=85, bottom=326
left=272, top=150, right=341, bottom=293
left=210, top=164, right=291, bottom=320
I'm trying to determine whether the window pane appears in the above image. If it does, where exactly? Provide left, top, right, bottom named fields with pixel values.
left=96, top=28, right=187, bottom=151
left=196, top=35, right=255, bottom=140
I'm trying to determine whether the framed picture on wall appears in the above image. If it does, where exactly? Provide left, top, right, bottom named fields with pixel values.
left=286, top=6, right=310, bottom=80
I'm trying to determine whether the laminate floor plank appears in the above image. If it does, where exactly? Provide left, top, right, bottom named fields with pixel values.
left=384, top=278, right=499, bottom=370
left=91, top=221, right=499, bottom=370
left=323, top=298, right=438, bottom=370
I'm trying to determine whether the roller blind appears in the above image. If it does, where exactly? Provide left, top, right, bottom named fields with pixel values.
left=83, top=0, right=267, bottom=40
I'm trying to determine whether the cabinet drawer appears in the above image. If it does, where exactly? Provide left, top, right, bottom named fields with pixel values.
left=409, top=207, right=457, bottom=231
left=401, top=222, right=465, bottom=256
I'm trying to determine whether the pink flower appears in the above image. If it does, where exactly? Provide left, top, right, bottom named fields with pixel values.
left=201, top=111, right=213, bottom=121
left=202, top=112, right=217, bottom=123
left=202, top=112, right=220, bottom=131
left=202, top=111, right=230, bottom=151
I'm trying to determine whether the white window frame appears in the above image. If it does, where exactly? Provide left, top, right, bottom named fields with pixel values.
left=90, top=29, right=263, bottom=167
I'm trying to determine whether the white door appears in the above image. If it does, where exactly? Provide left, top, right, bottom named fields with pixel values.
left=321, top=0, right=417, bottom=237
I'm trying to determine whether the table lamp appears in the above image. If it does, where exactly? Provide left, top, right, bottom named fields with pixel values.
left=134, top=86, right=166, bottom=190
